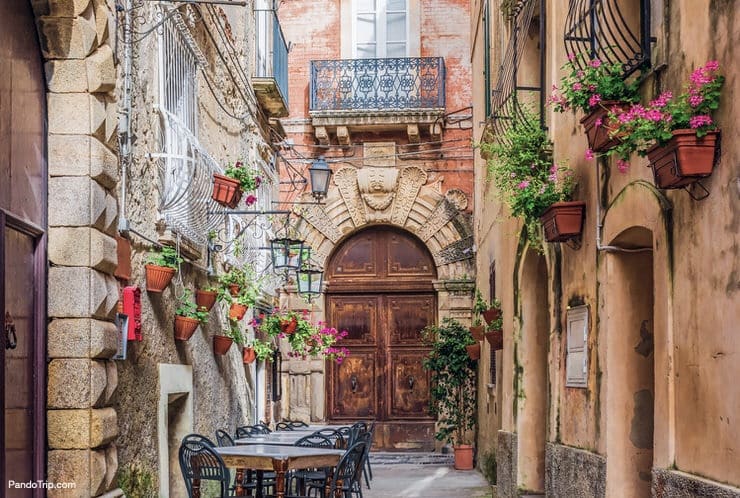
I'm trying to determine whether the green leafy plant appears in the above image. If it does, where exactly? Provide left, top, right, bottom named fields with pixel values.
left=549, top=53, right=639, bottom=114
left=224, top=320, right=245, bottom=346
left=117, top=463, right=157, bottom=498
left=480, top=108, right=576, bottom=245
left=175, top=289, right=209, bottom=323
left=422, top=318, right=477, bottom=446
left=258, top=309, right=348, bottom=362
left=217, top=266, right=262, bottom=306
left=481, top=451, right=497, bottom=484
left=249, top=337, right=275, bottom=362
left=145, top=245, right=182, bottom=269
left=604, top=61, right=724, bottom=169
left=224, top=160, right=261, bottom=192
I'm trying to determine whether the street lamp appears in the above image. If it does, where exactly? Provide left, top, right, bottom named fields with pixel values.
left=296, top=265, right=324, bottom=301
left=270, top=238, right=306, bottom=271
left=309, top=156, right=332, bottom=201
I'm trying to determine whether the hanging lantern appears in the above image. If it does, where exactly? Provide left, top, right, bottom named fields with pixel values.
left=270, top=238, right=305, bottom=271
left=296, top=266, right=324, bottom=299
left=309, top=156, right=332, bottom=201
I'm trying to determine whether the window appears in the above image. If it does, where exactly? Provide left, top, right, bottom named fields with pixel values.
left=354, top=0, right=407, bottom=58
left=566, top=306, right=589, bottom=388
left=159, top=13, right=200, bottom=136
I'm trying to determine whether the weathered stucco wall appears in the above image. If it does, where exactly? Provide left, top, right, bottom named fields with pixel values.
left=472, top=0, right=740, bottom=495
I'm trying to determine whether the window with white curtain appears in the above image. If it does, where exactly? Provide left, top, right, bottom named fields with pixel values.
left=355, top=0, right=407, bottom=58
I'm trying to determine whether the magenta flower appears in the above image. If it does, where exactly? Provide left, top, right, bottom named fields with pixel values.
left=585, top=149, right=595, bottom=161
left=573, top=82, right=582, bottom=91
left=588, top=94, right=602, bottom=107
left=517, top=180, right=530, bottom=189
left=616, top=160, right=630, bottom=174
left=254, top=176, right=262, bottom=187
left=245, top=194, right=258, bottom=206
left=689, top=115, right=713, bottom=128
left=589, top=59, right=602, bottom=68
left=594, top=118, right=603, bottom=128
left=567, top=53, right=576, bottom=62
left=688, top=94, right=704, bottom=107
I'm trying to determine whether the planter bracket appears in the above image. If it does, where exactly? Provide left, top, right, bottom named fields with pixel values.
left=684, top=181, right=710, bottom=201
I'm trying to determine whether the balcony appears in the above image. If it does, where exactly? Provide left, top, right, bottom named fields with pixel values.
left=253, top=7, right=289, bottom=118
left=309, top=57, right=446, bottom=143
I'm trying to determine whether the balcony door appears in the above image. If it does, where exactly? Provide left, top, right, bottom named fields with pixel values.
left=325, top=226, right=437, bottom=451
left=354, top=0, right=408, bottom=58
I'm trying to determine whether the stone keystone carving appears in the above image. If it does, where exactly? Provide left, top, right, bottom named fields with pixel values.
left=357, top=167, right=399, bottom=211
left=333, top=167, right=366, bottom=227
left=417, top=190, right=469, bottom=242
left=391, top=166, right=427, bottom=226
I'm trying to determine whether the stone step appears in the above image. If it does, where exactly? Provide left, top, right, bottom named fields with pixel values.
left=369, top=452, right=455, bottom=465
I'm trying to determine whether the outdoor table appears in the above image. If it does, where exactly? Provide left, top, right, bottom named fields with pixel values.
left=215, top=444, right=344, bottom=498
left=235, top=433, right=308, bottom=446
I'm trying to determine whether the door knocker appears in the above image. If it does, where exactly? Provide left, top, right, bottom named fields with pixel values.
left=350, top=375, right=358, bottom=393
left=407, top=375, right=415, bottom=390
left=5, top=312, right=17, bottom=350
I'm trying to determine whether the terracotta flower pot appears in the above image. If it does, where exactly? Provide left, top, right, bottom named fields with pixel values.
left=212, top=173, right=243, bottom=209
left=229, top=303, right=248, bottom=321
left=485, top=329, right=503, bottom=351
left=646, top=129, right=719, bottom=189
left=280, top=317, right=298, bottom=335
left=144, top=264, right=176, bottom=293
left=174, top=315, right=200, bottom=341
left=581, top=100, right=630, bottom=153
left=482, top=308, right=500, bottom=325
left=243, top=347, right=256, bottom=364
left=465, top=343, right=481, bottom=360
left=228, top=284, right=241, bottom=297
left=539, top=200, right=586, bottom=243
left=213, top=335, right=233, bottom=355
left=195, top=289, right=217, bottom=312
left=469, top=325, right=486, bottom=341
left=453, top=444, right=474, bottom=470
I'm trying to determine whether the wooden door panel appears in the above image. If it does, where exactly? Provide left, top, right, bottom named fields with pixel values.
left=387, top=231, right=435, bottom=277
left=327, top=350, right=377, bottom=419
left=387, top=294, right=435, bottom=345
left=329, top=233, right=378, bottom=278
left=388, top=352, right=432, bottom=419
left=328, top=296, right=379, bottom=345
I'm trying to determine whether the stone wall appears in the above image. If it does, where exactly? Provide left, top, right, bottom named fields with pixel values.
left=545, top=443, right=605, bottom=498
left=652, top=469, right=740, bottom=498
left=496, top=430, right=517, bottom=498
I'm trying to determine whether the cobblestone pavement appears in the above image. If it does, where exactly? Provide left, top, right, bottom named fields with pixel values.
left=362, top=462, right=492, bottom=498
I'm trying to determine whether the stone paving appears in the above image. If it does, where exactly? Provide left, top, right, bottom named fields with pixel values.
left=362, top=456, right=493, bottom=498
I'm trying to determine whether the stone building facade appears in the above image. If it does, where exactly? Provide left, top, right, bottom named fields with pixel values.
left=274, top=0, right=476, bottom=450
left=470, top=0, right=739, bottom=497
left=1, top=0, right=291, bottom=496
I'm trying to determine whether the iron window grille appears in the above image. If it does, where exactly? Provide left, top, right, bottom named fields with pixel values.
left=564, top=0, right=652, bottom=78
left=310, top=57, right=446, bottom=112
left=487, top=0, right=546, bottom=140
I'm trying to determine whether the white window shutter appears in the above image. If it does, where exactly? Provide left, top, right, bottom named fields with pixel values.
left=566, top=306, right=588, bottom=388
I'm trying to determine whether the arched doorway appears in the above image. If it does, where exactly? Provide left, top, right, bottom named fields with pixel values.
left=325, top=226, right=437, bottom=450
left=0, top=0, right=48, bottom=490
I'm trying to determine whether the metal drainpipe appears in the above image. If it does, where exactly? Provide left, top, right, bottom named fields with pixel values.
left=117, top=0, right=133, bottom=234
left=595, top=158, right=653, bottom=253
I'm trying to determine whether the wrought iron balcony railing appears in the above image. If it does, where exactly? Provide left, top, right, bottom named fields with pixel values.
left=310, top=57, right=446, bottom=112
left=564, top=0, right=652, bottom=78
left=254, top=7, right=289, bottom=112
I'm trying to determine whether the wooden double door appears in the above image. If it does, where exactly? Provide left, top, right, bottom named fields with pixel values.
left=325, top=227, right=437, bottom=450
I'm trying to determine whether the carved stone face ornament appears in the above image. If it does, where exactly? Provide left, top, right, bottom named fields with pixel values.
left=356, top=167, right=399, bottom=211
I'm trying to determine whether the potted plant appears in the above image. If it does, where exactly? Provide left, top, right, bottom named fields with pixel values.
left=465, top=342, right=481, bottom=360
left=605, top=61, right=724, bottom=189
left=422, top=318, right=477, bottom=470
left=228, top=292, right=254, bottom=321
left=249, top=338, right=276, bottom=363
left=218, top=268, right=248, bottom=297
left=481, top=108, right=583, bottom=245
left=195, top=285, right=218, bottom=312
left=144, top=246, right=182, bottom=293
left=550, top=53, right=639, bottom=153
left=259, top=310, right=349, bottom=362
left=211, top=161, right=261, bottom=209
left=174, top=290, right=208, bottom=341
left=469, top=290, right=488, bottom=341
left=214, top=320, right=244, bottom=356
left=484, top=310, right=504, bottom=351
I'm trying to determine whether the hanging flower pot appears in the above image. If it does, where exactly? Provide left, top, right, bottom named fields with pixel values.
left=243, top=347, right=256, bottom=364
left=213, top=335, right=234, bottom=355
left=229, top=303, right=248, bottom=321
left=280, top=317, right=298, bottom=335
left=469, top=325, right=486, bottom=341
left=212, top=173, right=243, bottom=208
left=580, top=101, right=630, bottom=153
left=539, top=200, right=586, bottom=243
left=485, top=330, right=504, bottom=351
left=195, top=289, right=217, bottom=312
left=174, top=316, right=200, bottom=341
left=482, top=308, right=501, bottom=325
left=145, top=264, right=176, bottom=293
left=646, top=129, right=719, bottom=189
left=465, top=343, right=481, bottom=360
left=228, top=284, right=241, bottom=297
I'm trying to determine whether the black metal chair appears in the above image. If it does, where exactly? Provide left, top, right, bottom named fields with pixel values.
left=311, top=428, right=345, bottom=449
left=335, top=426, right=353, bottom=449
left=350, top=421, right=368, bottom=434
left=288, top=420, right=309, bottom=428
left=254, top=422, right=272, bottom=433
left=236, top=425, right=268, bottom=439
left=308, top=440, right=367, bottom=498
left=179, top=434, right=232, bottom=498
left=357, top=430, right=374, bottom=489
left=287, top=434, right=336, bottom=495
left=216, top=429, right=235, bottom=447
left=275, top=421, right=294, bottom=431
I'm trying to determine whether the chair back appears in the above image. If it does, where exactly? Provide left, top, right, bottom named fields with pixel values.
left=215, top=429, right=235, bottom=447
left=312, top=428, right=344, bottom=448
left=236, top=425, right=269, bottom=438
left=335, top=426, right=353, bottom=448
left=275, top=421, right=294, bottom=431
left=331, top=440, right=366, bottom=493
left=254, top=422, right=272, bottom=433
left=350, top=421, right=369, bottom=434
left=288, top=420, right=309, bottom=428
left=178, top=434, right=230, bottom=498
left=294, top=433, right=335, bottom=448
